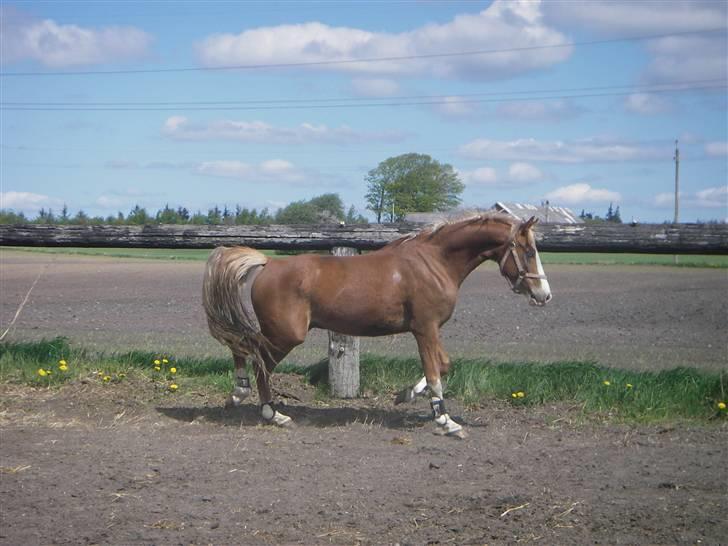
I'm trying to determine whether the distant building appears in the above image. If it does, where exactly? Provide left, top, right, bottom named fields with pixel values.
left=404, top=202, right=583, bottom=225
left=491, top=201, right=583, bottom=224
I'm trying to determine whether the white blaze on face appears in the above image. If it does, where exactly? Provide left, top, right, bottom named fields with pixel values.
left=534, top=247, right=551, bottom=297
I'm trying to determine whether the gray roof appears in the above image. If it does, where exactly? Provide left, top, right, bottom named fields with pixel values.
left=491, top=202, right=583, bottom=224
left=405, top=203, right=583, bottom=225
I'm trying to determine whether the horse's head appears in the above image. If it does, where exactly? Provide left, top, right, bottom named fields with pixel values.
left=498, top=216, right=552, bottom=306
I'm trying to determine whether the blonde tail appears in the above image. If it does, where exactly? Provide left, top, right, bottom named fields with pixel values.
left=202, top=246, right=271, bottom=365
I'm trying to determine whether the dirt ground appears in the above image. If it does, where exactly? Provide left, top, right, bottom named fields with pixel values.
left=1, top=250, right=727, bottom=545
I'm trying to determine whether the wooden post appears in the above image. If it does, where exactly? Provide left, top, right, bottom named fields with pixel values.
left=328, top=246, right=360, bottom=398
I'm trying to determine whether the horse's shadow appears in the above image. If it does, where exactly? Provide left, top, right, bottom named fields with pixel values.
left=156, top=402, right=477, bottom=431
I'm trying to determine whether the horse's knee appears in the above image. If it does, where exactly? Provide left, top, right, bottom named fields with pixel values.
left=439, top=358, right=451, bottom=375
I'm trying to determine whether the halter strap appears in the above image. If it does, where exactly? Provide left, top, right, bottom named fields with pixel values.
left=498, top=238, right=548, bottom=292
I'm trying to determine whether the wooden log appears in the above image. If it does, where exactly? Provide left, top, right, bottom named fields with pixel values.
left=327, top=246, right=360, bottom=398
left=0, top=222, right=726, bottom=254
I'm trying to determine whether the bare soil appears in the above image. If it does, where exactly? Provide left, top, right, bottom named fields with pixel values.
left=1, top=376, right=726, bottom=546
left=1, top=250, right=727, bottom=545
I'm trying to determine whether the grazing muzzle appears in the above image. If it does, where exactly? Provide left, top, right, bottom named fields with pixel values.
left=499, top=240, right=552, bottom=306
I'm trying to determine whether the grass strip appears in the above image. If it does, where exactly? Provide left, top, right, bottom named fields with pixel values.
left=3, top=246, right=727, bottom=268
left=3, top=338, right=724, bottom=423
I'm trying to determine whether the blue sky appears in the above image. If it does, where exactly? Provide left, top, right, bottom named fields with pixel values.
left=1, top=0, right=726, bottom=222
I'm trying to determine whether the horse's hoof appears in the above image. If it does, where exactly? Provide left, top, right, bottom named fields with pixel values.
left=448, top=428, right=468, bottom=440
left=225, top=395, right=242, bottom=409
left=433, top=427, right=468, bottom=440
left=394, top=388, right=414, bottom=405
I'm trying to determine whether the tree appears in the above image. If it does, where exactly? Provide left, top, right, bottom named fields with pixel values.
left=605, top=202, right=622, bottom=224
left=275, top=193, right=346, bottom=224
left=365, top=153, right=464, bottom=222
left=127, top=205, right=151, bottom=225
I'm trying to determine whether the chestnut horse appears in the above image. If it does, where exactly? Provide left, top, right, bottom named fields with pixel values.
left=202, top=213, right=551, bottom=437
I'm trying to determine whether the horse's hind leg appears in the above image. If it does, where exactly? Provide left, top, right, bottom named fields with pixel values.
left=226, top=353, right=252, bottom=408
left=254, top=351, right=293, bottom=427
left=394, top=376, right=428, bottom=404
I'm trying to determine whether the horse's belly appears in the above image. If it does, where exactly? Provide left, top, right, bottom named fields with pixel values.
left=310, top=300, right=408, bottom=337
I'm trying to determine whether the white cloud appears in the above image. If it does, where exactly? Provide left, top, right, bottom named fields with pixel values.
left=545, top=183, right=621, bottom=205
left=623, top=93, right=672, bottom=115
left=195, top=160, right=306, bottom=183
left=543, top=1, right=725, bottom=36
left=460, top=137, right=666, bottom=163
left=508, top=162, right=543, bottom=183
left=542, top=1, right=727, bottom=84
left=0, top=7, right=152, bottom=67
left=461, top=162, right=543, bottom=186
left=433, top=96, right=479, bottom=118
left=705, top=141, right=728, bottom=157
left=656, top=186, right=728, bottom=209
left=461, top=166, right=499, bottom=186
left=1, top=191, right=60, bottom=213
left=645, top=35, right=727, bottom=84
left=350, top=78, right=400, bottom=97
left=194, top=1, right=572, bottom=81
left=496, top=99, right=583, bottom=121
left=162, top=116, right=405, bottom=144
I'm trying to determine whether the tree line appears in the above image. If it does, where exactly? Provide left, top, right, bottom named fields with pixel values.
left=0, top=193, right=368, bottom=226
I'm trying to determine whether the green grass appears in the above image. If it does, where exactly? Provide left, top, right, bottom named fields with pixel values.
left=540, top=252, right=728, bottom=268
left=3, top=246, right=727, bottom=267
left=2, top=339, right=725, bottom=423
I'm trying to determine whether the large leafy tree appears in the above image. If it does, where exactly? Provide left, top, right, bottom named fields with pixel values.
left=365, top=153, right=464, bottom=222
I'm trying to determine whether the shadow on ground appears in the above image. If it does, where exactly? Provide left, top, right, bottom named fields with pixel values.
left=156, top=403, right=483, bottom=431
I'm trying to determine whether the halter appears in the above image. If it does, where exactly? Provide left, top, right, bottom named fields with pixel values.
left=498, top=234, right=548, bottom=293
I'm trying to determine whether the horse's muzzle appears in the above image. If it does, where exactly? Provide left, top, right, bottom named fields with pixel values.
left=529, top=292, right=552, bottom=306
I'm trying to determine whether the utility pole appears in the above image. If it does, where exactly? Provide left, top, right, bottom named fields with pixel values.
left=673, top=139, right=680, bottom=265
left=673, top=139, right=680, bottom=224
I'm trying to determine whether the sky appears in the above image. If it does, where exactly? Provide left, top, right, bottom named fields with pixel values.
left=1, top=0, right=727, bottom=223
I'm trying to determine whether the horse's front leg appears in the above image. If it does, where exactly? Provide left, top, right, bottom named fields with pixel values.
left=413, top=329, right=466, bottom=439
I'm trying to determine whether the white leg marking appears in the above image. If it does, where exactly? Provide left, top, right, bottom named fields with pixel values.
left=428, top=380, right=466, bottom=438
left=261, top=403, right=293, bottom=427
left=413, top=376, right=428, bottom=395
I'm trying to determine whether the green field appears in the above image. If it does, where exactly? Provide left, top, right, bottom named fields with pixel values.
left=2, top=338, right=725, bottom=423
left=3, top=246, right=727, bottom=267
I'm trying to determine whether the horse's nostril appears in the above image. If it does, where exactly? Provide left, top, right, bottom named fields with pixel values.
left=545, top=293, right=553, bottom=303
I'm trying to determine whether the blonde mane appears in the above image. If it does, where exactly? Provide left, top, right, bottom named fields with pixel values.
left=386, top=212, right=518, bottom=248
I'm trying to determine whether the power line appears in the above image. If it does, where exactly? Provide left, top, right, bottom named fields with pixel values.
left=1, top=83, right=724, bottom=111
left=1, top=27, right=725, bottom=77
left=2, top=78, right=723, bottom=107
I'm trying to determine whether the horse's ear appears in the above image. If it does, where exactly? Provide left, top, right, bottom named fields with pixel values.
left=521, top=216, right=538, bottom=231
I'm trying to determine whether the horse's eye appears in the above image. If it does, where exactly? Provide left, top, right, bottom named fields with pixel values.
left=525, top=247, right=536, bottom=258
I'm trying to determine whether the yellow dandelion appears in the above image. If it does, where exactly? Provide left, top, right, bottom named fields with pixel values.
left=37, top=368, right=47, bottom=377
left=511, top=393, right=518, bottom=399
left=162, top=358, right=169, bottom=364
left=626, top=383, right=633, bottom=389
left=169, top=367, right=177, bottom=374
left=58, top=359, right=67, bottom=366
left=154, top=366, right=161, bottom=372
left=168, top=383, right=179, bottom=392
left=517, top=391, right=525, bottom=398
left=603, top=380, right=611, bottom=386
left=718, top=402, right=726, bottom=411
left=118, top=373, right=126, bottom=379
left=153, top=359, right=161, bottom=365
left=59, top=364, right=69, bottom=372
left=102, top=375, right=111, bottom=382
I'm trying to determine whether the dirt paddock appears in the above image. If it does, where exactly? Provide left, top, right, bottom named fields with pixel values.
left=1, top=251, right=727, bottom=545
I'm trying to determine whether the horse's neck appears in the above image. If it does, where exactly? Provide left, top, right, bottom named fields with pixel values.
left=431, top=221, right=513, bottom=284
